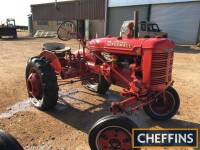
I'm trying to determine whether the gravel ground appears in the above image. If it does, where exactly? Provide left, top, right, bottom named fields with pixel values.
left=0, top=32, right=199, bottom=150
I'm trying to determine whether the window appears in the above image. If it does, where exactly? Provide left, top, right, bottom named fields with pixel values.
left=37, top=20, right=48, bottom=26
left=147, top=24, right=160, bottom=32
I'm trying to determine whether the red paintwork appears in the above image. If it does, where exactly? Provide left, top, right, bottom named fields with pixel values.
left=87, top=37, right=175, bottom=90
left=40, top=51, right=62, bottom=73
left=87, top=37, right=145, bottom=55
left=27, top=72, right=42, bottom=98
left=40, top=36, right=175, bottom=114
left=97, top=127, right=131, bottom=149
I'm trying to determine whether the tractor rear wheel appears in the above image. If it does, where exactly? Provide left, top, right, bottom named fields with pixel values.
left=81, top=74, right=110, bottom=95
left=0, top=130, right=23, bottom=150
left=89, top=115, right=139, bottom=150
left=143, top=86, right=180, bottom=121
left=25, top=57, right=58, bottom=110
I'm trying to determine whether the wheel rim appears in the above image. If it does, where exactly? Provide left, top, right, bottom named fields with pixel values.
left=149, top=91, right=175, bottom=116
left=96, top=126, right=132, bottom=150
left=27, top=70, right=42, bottom=99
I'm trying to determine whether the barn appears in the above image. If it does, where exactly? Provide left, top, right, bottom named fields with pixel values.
left=30, top=0, right=106, bottom=39
left=30, top=0, right=200, bottom=44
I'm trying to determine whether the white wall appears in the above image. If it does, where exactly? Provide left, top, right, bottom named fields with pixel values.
left=151, top=1, right=200, bottom=44
left=108, top=5, right=148, bottom=36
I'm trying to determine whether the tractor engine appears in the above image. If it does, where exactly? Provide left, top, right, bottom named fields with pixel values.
left=99, top=52, right=140, bottom=86
left=87, top=36, right=175, bottom=95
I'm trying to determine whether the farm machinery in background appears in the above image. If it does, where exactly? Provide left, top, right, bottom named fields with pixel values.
left=0, top=18, right=17, bottom=39
left=25, top=11, right=180, bottom=150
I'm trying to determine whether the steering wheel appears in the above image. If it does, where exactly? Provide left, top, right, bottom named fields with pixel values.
left=57, top=21, right=77, bottom=41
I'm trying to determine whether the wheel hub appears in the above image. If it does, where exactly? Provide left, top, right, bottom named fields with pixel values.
left=109, top=138, right=121, bottom=149
left=27, top=72, right=42, bottom=98
left=151, top=91, right=174, bottom=115
left=97, top=127, right=131, bottom=150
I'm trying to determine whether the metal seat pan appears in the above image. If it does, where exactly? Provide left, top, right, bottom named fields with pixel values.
left=43, top=42, right=71, bottom=52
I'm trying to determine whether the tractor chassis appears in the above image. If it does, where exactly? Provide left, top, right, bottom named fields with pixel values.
left=50, top=48, right=174, bottom=115
left=26, top=17, right=180, bottom=150
left=56, top=73, right=174, bottom=116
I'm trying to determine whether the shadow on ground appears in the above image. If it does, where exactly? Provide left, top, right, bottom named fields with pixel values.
left=0, top=36, right=35, bottom=41
left=47, top=89, right=121, bottom=133
left=47, top=88, right=200, bottom=138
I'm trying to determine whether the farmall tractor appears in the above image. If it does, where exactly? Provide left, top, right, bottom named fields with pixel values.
left=25, top=12, right=180, bottom=150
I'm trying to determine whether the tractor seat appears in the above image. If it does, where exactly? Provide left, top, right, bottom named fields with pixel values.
left=42, top=42, right=71, bottom=53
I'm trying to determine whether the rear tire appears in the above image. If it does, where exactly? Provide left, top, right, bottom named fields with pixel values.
left=143, top=87, right=180, bottom=121
left=0, top=130, right=23, bottom=150
left=25, top=57, right=58, bottom=110
left=81, top=74, right=110, bottom=95
left=89, top=115, right=139, bottom=150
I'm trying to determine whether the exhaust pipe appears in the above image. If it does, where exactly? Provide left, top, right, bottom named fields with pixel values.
left=55, top=0, right=59, bottom=10
left=134, top=10, right=139, bottom=38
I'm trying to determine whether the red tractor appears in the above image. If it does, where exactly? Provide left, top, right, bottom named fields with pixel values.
left=25, top=14, right=180, bottom=150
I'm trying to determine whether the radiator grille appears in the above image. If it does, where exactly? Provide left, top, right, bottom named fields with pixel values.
left=151, top=51, right=174, bottom=85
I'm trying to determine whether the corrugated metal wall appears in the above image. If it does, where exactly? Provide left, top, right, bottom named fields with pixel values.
left=151, top=1, right=200, bottom=44
left=90, top=20, right=105, bottom=38
left=31, top=0, right=105, bottom=20
left=108, top=0, right=197, bottom=7
left=107, top=5, right=148, bottom=36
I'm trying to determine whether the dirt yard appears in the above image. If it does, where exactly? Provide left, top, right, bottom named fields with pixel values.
left=0, top=32, right=199, bottom=150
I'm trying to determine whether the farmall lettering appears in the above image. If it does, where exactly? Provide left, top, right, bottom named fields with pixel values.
left=107, top=40, right=132, bottom=49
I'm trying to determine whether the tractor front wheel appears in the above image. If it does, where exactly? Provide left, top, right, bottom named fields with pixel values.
left=143, top=86, right=180, bottom=121
left=89, top=115, right=139, bottom=150
left=25, top=57, right=58, bottom=110
left=0, top=129, right=23, bottom=150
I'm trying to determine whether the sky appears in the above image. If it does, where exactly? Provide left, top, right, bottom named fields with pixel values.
left=0, top=0, right=66, bottom=26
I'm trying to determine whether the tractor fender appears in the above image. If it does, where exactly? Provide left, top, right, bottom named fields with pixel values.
left=40, top=50, right=61, bottom=74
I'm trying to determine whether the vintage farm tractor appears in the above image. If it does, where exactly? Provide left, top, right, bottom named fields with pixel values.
left=25, top=12, right=180, bottom=150
left=0, top=18, right=17, bottom=39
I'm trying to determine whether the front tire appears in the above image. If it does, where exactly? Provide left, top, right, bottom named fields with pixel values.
left=25, top=57, right=58, bottom=110
left=143, top=87, right=180, bottom=121
left=0, top=130, right=23, bottom=150
left=89, top=115, right=138, bottom=150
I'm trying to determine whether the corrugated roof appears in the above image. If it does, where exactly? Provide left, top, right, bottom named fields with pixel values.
left=109, top=0, right=200, bottom=7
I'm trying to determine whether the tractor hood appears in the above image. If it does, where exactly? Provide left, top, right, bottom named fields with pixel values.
left=87, top=36, right=175, bottom=55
